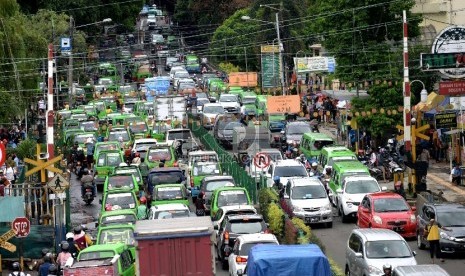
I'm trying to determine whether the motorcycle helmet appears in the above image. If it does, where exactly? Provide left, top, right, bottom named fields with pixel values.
left=73, top=226, right=82, bottom=235
left=387, top=138, right=394, bottom=144
left=311, top=162, right=318, bottom=167
left=66, top=232, right=74, bottom=240
left=82, top=168, right=89, bottom=175
left=44, top=254, right=51, bottom=263
left=140, top=196, right=147, bottom=204
left=383, top=263, right=392, bottom=271
left=135, top=152, right=140, bottom=157
left=12, top=261, right=20, bottom=271
left=273, top=176, right=280, bottom=183
left=41, top=248, right=50, bottom=256
left=61, top=241, right=70, bottom=251
left=48, top=264, right=58, bottom=274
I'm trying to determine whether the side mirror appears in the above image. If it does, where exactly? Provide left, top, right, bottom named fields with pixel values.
left=237, top=269, right=244, bottom=276
left=411, top=206, right=417, bottom=212
left=355, top=252, right=363, bottom=258
left=336, top=188, right=343, bottom=194
left=283, top=194, right=290, bottom=199
left=381, top=186, right=387, bottom=191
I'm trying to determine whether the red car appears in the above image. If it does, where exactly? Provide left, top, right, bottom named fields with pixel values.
left=357, top=192, right=417, bottom=238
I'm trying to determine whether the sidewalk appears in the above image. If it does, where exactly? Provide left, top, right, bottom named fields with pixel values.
left=319, top=125, right=465, bottom=204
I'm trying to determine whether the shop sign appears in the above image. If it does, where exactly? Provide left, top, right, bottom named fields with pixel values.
left=435, top=112, right=457, bottom=129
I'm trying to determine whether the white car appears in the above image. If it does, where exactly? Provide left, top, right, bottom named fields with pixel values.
left=132, top=138, right=158, bottom=156
left=282, top=177, right=333, bottom=228
left=219, top=94, right=240, bottom=113
left=200, top=103, right=225, bottom=129
left=266, top=159, right=308, bottom=188
left=166, top=128, right=192, bottom=146
left=248, top=148, right=282, bottom=181
left=211, top=205, right=257, bottom=236
left=228, top=234, right=279, bottom=276
left=172, top=71, right=190, bottom=87
left=335, top=175, right=385, bottom=223
left=148, top=203, right=193, bottom=220
left=147, top=14, right=156, bottom=23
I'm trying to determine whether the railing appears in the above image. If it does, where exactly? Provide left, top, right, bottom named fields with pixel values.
left=188, top=115, right=257, bottom=203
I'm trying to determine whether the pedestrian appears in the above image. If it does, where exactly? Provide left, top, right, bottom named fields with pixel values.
left=0, top=171, right=11, bottom=196
left=8, top=261, right=30, bottom=276
left=451, top=163, right=462, bottom=186
left=56, top=241, right=73, bottom=269
left=424, top=215, right=444, bottom=263
left=66, top=232, right=78, bottom=258
left=34, top=248, right=55, bottom=272
left=73, top=226, right=93, bottom=251
left=38, top=255, right=52, bottom=276
left=137, top=196, right=148, bottom=220
left=195, top=191, right=207, bottom=216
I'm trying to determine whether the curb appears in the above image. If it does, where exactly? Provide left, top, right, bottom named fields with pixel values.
left=427, top=173, right=465, bottom=197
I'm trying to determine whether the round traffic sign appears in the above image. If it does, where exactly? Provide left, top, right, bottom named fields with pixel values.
left=0, top=142, right=5, bottom=167
left=253, top=152, right=271, bottom=169
left=12, top=217, right=30, bottom=238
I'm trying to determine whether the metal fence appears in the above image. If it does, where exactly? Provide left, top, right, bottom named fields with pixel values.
left=188, top=115, right=257, bottom=203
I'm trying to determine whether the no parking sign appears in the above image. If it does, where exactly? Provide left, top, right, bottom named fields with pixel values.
left=253, top=152, right=271, bottom=169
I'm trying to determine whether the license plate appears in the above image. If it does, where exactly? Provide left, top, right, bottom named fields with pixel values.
left=393, top=227, right=404, bottom=232
left=305, top=217, right=319, bottom=223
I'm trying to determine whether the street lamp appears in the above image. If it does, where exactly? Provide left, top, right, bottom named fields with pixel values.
left=68, top=17, right=112, bottom=107
left=242, top=6, right=285, bottom=95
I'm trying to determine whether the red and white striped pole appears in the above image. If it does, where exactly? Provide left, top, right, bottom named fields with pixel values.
left=402, top=10, right=411, bottom=152
left=47, top=43, right=55, bottom=159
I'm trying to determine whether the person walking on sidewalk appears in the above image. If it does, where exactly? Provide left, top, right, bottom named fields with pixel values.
left=451, top=163, right=462, bottom=186
left=424, top=215, right=444, bottom=263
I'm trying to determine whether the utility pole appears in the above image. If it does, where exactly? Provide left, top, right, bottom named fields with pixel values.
left=68, top=16, right=74, bottom=108
left=275, top=12, right=285, bottom=96
left=402, top=10, right=411, bottom=152
left=47, top=44, right=55, bottom=159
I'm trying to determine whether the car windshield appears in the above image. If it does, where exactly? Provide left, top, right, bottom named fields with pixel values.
left=175, top=72, right=189, bottom=78
left=96, top=144, right=119, bottom=152
left=365, top=240, right=412, bottom=258
left=101, top=214, right=136, bottom=226
left=328, top=156, right=356, bottom=167
left=274, top=166, right=307, bottom=177
left=168, top=130, right=191, bottom=140
left=205, top=180, right=234, bottom=192
left=179, top=83, right=195, bottom=90
left=374, top=198, right=410, bottom=212
left=190, top=154, right=218, bottom=163
left=287, top=124, right=312, bottom=135
left=105, top=193, right=136, bottom=210
left=217, top=119, right=237, bottom=130
left=196, top=93, right=208, bottom=99
left=341, top=172, right=369, bottom=182
left=148, top=148, right=172, bottom=161
left=149, top=171, right=184, bottom=185
left=80, top=122, right=97, bottom=131
left=115, top=169, right=140, bottom=182
left=193, top=163, right=220, bottom=176
left=79, top=250, right=115, bottom=261
left=156, top=186, right=183, bottom=200
left=229, top=220, right=264, bottom=234
left=220, top=95, right=238, bottom=102
left=108, top=175, right=134, bottom=190
left=97, top=153, right=122, bottom=167
left=74, top=134, right=95, bottom=144
left=109, top=131, right=129, bottom=141
left=128, top=123, right=147, bottom=133
left=291, top=185, right=327, bottom=199
left=98, top=228, right=135, bottom=246
left=345, top=180, right=380, bottom=194
left=217, top=191, right=248, bottom=207
left=203, top=106, right=225, bottom=114
left=437, top=209, right=465, bottom=227
left=155, top=210, right=190, bottom=219
left=239, top=242, right=277, bottom=256
left=242, top=96, right=256, bottom=104
left=224, top=122, right=243, bottom=131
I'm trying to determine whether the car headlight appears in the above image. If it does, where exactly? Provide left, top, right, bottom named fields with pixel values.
left=410, top=214, right=416, bottom=223
left=321, top=203, right=332, bottom=212
left=368, top=265, right=383, bottom=275
left=293, top=206, right=303, bottom=212
left=440, top=231, right=456, bottom=241
left=373, top=215, right=383, bottom=225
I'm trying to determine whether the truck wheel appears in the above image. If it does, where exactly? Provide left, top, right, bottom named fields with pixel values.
left=417, top=232, right=426, bottom=249
left=221, top=260, right=228, bottom=270
left=326, top=222, right=333, bottom=228
left=341, top=208, right=350, bottom=223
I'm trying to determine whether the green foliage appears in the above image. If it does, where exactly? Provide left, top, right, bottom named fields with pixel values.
left=15, top=138, right=37, bottom=160
left=258, top=188, right=279, bottom=221
left=218, top=62, right=240, bottom=73
left=267, top=203, right=285, bottom=239
left=291, top=217, right=312, bottom=245
left=329, top=258, right=344, bottom=276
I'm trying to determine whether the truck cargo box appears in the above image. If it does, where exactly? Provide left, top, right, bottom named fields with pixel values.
left=246, top=244, right=331, bottom=276
left=63, top=258, right=118, bottom=276
left=134, top=216, right=215, bottom=276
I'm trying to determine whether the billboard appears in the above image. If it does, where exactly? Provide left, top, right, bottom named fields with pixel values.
left=439, top=81, right=465, bottom=96
left=267, top=95, right=300, bottom=114
left=294, top=57, right=336, bottom=73
left=261, top=45, right=280, bottom=88
left=228, top=72, right=258, bottom=87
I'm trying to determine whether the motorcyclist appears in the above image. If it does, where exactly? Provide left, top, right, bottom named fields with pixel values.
left=132, top=152, right=141, bottom=165
left=9, top=261, right=30, bottom=276
left=309, top=162, right=321, bottom=177
left=56, top=241, right=73, bottom=270
left=394, top=181, right=406, bottom=199
left=47, top=264, right=58, bottom=276
left=80, top=168, right=96, bottom=199
left=73, top=226, right=93, bottom=251
left=137, top=196, right=148, bottom=220
left=381, top=264, right=392, bottom=276
left=38, top=255, right=52, bottom=276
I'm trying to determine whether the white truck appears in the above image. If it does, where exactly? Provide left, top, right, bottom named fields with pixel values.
left=154, top=95, right=186, bottom=123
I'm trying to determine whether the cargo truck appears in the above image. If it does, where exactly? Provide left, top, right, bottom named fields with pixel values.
left=134, top=216, right=215, bottom=276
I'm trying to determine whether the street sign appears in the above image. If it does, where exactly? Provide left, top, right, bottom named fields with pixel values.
left=12, top=217, right=30, bottom=238
left=0, top=142, right=5, bottom=167
left=420, top=52, right=462, bottom=71
left=47, top=173, right=69, bottom=193
left=253, top=152, right=271, bottom=169
left=261, top=51, right=280, bottom=88
left=439, top=81, right=465, bottom=95
left=396, top=125, right=430, bottom=141
left=0, top=229, right=17, bottom=252
left=435, top=112, right=457, bottom=129
left=24, top=145, right=63, bottom=183
left=61, top=37, right=71, bottom=52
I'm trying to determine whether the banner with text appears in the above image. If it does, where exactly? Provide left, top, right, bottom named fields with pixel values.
left=439, top=81, right=465, bottom=96
left=261, top=45, right=280, bottom=88
left=228, top=72, right=258, bottom=87
left=435, top=112, right=457, bottom=129
left=267, top=95, right=301, bottom=114
left=294, top=57, right=336, bottom=73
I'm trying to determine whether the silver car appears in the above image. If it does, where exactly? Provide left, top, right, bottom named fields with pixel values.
left=345, top=229, right=417, bottom=276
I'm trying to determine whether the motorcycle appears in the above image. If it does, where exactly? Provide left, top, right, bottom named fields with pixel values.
left=82, top=182, right=95, bottom=205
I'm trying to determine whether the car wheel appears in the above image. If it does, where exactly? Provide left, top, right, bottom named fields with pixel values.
left=341, top=210, right=350, bottom=223
left=222, top=259, right=228, bottom=270
left=345, top=265, right=350, bottom=276
left=326, top=221, right=333, bottom=228
left=417, top=232, right=426, bottom=249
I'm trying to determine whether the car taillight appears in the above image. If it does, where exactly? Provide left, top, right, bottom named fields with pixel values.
left=224, top=231, right=229, bottom=242
left=236, top=256, right=247, bottom=263
left=274, top=136, right=279, bottom=141
left=190, top=178, right=194, bottom=187
left=173, top=162, right=178, bottom=167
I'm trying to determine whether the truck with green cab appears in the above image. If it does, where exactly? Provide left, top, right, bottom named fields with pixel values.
left=113, top=165, right=144, bottom=193
left=104, top=174, right=139, bottom=194
left=190, top=161, right=222, bottom=198
left=210, top=187, right=251, bottom=218
left=318, top=146, right=356, bottom=171
left=255, top=95, right=268, bottom=117
left=299, top=132, right=334, bottom=162
left=98, top=209, right=137, bottom=228
left=152, top=184, right=189, bottom=206
left=94, top=149, right=125, bottom=187
left=96, top=224, right=136, bottom=257
left=63, top=243, right=135, bottom=276
left=101, top=190, right=139, bottom=214
left=144, top=143, right=176, bottom=169
left=328, top=161, right=370, bottom=196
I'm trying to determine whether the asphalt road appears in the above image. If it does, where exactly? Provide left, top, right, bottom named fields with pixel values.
left=312, top=212, right=465, bottom=276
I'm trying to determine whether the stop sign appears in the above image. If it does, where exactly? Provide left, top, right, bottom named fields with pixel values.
left=12, top=217, right=30, bottom=238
